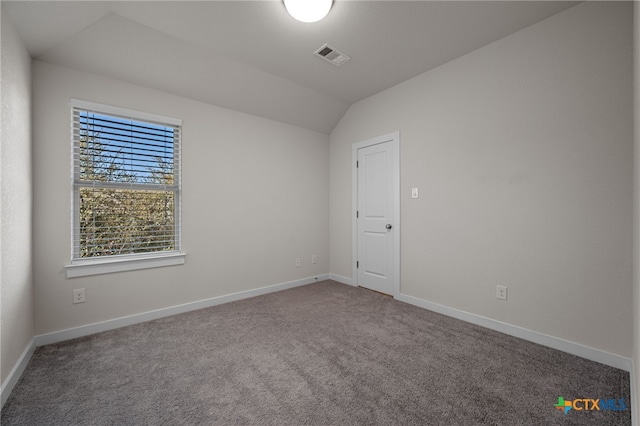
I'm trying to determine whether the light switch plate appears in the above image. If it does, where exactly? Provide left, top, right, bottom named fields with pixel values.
left=411, top=188, right=419, bottom=199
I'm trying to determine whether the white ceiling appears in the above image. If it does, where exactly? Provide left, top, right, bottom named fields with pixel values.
left=4, top=1, right=579, bottom=134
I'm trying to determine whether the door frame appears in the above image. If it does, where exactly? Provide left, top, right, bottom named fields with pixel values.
left=352, top=131, right=401, bottom=297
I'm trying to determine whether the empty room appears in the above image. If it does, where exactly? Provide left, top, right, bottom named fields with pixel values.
left=1, top=0, right=639, bottom=424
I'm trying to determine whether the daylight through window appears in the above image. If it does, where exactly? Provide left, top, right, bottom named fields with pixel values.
left=71, top=101, right=181, bottom=261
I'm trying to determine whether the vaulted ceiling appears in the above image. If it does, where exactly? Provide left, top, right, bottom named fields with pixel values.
left=5, top=1, right=579, bottom=134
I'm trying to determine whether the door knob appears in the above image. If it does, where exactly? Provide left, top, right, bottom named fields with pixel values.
left=385, top=224, right=392, bottom=230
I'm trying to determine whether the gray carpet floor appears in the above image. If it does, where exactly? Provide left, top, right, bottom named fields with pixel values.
left=1, top=280, right=631, bottom=425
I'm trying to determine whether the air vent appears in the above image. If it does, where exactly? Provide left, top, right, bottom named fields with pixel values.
left=314, top=43, right=351, bottom=67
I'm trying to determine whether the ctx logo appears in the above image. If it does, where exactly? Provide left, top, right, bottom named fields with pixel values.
left=554, top=397, right=628, bottom=414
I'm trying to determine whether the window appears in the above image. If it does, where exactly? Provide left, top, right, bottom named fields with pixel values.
left=67, top=100, right=184, bottom=277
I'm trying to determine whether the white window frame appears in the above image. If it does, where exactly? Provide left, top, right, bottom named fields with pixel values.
left=65, top=99, right=185, bottom=278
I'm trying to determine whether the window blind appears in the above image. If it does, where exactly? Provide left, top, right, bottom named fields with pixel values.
left=72, top=103, right=181, bottom=260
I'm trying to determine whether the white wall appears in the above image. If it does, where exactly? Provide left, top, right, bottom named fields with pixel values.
left=1, top=7, right=34, bottom=384
left=32, top=61, right=329, bottom=335
left=633, top=1, right=639, bottom=423
left=330, top=2, right=633, bottom=357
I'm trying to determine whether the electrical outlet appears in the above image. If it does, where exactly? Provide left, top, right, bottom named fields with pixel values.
left=295, top=257, right=301, bottom=268
left=311, top=254, right=317, bottom=264
left=496, top=285, right=507, bottom=301
left=73, top=288, right=86, bottom=304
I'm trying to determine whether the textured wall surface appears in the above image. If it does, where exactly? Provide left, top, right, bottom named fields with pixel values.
left=32, top=61, right=329, bottom=334
left=1, top=6, right=34, bottom=385
left=633, top=1, right=639, bottom=422
left=330, top=2, right=633, bottom=357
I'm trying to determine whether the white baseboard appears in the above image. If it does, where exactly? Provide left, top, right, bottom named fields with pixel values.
left=329, top=273, right=354, bottom=286
left=35, top=274, right=329, bottom=347
left=396, top=293, right=632, bottom=372
left=4, top=276, right=633, bottom=415
left=3, top=275, right=330, bottom=408
left=3, top=275, right=329, bottom=408
left=1, top=338, right=36, bottom=407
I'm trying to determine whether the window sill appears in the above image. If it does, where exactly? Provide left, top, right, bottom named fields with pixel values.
left=65, top=252, right=186, bottom=278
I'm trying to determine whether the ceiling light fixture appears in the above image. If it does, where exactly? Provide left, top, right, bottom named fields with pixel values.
left=284, top=0, right=333, bottom=23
